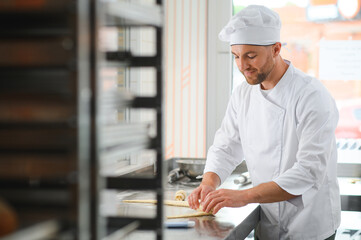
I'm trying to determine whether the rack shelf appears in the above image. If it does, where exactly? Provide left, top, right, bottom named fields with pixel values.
left=104, top=1, right=163, bottom=27
left=90, top=0, right=164, bottom=239
left=106, top=177, right=159, bottom=190
left=0, top=0, right=90, bottom=239
left=0, top=220, right=63, bottom=240
left=0, top=0, right=164, bottom=239
left=106, top=51, right=161, bottom=67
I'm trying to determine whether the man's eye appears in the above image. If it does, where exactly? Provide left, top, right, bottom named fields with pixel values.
left=248, top=55, right=256, bottom=59
left=233, top=55, right=239, bottom=59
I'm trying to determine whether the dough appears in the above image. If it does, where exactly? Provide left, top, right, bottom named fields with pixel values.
left=122, top=199, right=214, bottom=219
left=167, top=205, right=214, bottom=219
left=122, top=199, right=190, bottom=207
left=167, top=211, right=214, bottom=219
left=122, top=199, right=157, bottom=204
left=174, top=190, right=187, bottom=201
left=198, top=205, right=214, bottom=215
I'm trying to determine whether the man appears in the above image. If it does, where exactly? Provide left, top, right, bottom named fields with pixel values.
left=188, top=5, right=340, bottom=240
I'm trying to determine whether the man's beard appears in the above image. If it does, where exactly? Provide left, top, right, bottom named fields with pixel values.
left=244, top=62, right=274, bottom=85
left=254, top=71, right=269, bottom=85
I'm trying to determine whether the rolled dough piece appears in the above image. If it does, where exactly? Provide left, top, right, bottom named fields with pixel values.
left=122, top=199, right=190, bottom=207
left=174, top=190, right=187, bottom=201
left=123, top=199, right=214, bottom=219
left=166, top=205, right=214, bottom=219
left=122, top=199, right=157, bottom=204
left=164, top=200, right=189, bottom=207
left=167, top=211, right=214, bottom=219
left=198, top=205, right=214, bottom=214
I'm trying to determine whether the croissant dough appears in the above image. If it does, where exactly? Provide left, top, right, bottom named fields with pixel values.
left=122, top=199, right=190, bottom=207
left=174, top=190, right=187, bottom=201
left=122, top=199, right=214, bottom=219
left=166, top=211, right=213, bottom=219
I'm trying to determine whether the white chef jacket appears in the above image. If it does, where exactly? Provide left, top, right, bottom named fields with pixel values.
left=204, top=61, right=341, bottom=240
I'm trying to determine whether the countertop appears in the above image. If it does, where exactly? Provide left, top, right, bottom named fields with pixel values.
left=102, top=172, right=259, bottom=240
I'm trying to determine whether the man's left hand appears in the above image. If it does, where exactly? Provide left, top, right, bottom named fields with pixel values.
left=202, top=189, right=249, bottom=214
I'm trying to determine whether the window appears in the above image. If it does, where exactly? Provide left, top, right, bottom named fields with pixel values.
left=232, top=0, right=361, bottom=147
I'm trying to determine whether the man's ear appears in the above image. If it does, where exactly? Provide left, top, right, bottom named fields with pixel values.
left=273, top=42, right=282, bottom=57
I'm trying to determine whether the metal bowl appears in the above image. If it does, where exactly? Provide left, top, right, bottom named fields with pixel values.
left=176, top=159, right=206, bottom=179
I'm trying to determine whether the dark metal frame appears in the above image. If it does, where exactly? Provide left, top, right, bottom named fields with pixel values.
left=89, top=0, right=164, bottom=239
left=0, top=0, right=163, bottom=238
left=0, top=0, right=91, bottom=239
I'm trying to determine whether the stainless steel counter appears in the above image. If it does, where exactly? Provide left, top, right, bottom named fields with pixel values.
left=102, top=173, right=259, bottom=240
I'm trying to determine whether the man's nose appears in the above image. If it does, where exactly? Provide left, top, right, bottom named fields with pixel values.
left=238, top=59, right=250, bottom=71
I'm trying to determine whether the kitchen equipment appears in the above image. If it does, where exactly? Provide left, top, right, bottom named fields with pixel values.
left=233, top=172, right=252, bottom=186
left=176, top=158, right=206, bottom=179
left=167, top=168, right=185, bottom=183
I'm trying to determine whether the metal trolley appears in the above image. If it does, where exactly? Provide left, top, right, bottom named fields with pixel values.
left=0, top=0, right=164, bottom=239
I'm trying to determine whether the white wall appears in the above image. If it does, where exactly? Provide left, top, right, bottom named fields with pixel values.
left=206, top=0, right=232, bottom=151
left=164, top=0, right=232, bottom=159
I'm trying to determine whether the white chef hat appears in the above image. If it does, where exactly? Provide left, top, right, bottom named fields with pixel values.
left=219, top=5, right=281, bottom=46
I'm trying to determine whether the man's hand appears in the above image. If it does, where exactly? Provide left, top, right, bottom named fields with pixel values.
left=188, top=172, right=220, bottom=210
left=202, top=189, right=248, bottom=214
left=201, top=181, right=298, bottom=214
left=188, top=184, right=216, bottom=210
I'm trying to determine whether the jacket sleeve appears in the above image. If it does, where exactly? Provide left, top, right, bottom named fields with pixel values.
left=274, top=83, right=339, bottom=208
left=204, top=87, right=244, bottom=184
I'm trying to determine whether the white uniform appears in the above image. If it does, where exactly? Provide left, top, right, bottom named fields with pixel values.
left=204, top=61, right=340, bottom=240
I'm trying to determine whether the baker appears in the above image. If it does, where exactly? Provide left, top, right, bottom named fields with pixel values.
left=188, top=5, right=340, bottom=240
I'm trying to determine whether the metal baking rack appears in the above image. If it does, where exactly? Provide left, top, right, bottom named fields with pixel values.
left=0, top=0, right=91, bottom=239
left=0, top=0, right=164, bottom=239
left=90, top=0, right=164, bottom=239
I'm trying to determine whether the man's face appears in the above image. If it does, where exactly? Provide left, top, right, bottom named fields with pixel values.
left=231, top=44, right=275, bottom=85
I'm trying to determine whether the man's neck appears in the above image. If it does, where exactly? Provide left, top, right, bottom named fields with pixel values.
left=261, top=57, right=289, bottom=90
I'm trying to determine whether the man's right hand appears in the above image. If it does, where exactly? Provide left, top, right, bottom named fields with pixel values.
left=188, top=184, right=215, bottom=210
left=188, top=172, right=220, bottom=210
